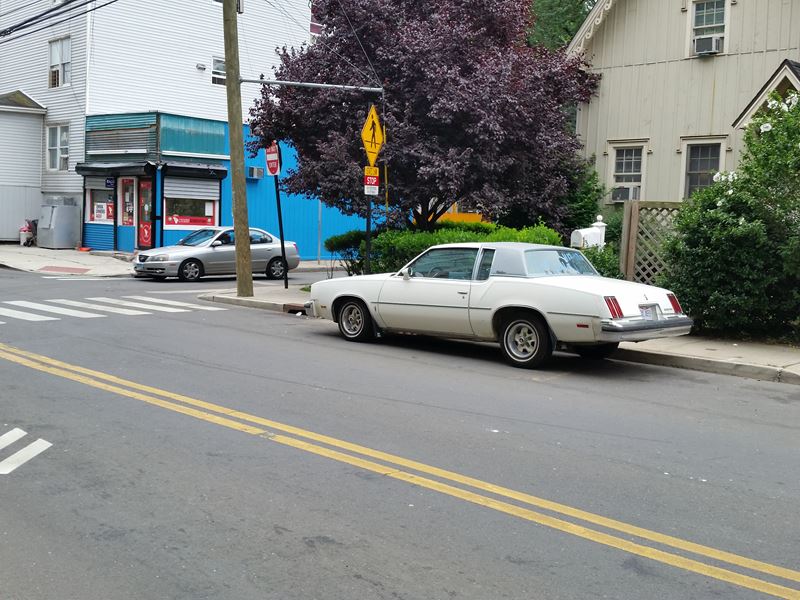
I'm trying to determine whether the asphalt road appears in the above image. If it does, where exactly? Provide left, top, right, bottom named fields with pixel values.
left=1, top=269, right=798, bottom=600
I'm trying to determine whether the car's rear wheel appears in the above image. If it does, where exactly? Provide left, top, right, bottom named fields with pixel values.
left=178, top=259, right=203, bottom=282
left=573, top=342, right=619, bottom=360
left=266, top=257, right=287, bottom=280
left=499, top=312, right=552, bottom=369
left=337, top=299, right=375, bottom=342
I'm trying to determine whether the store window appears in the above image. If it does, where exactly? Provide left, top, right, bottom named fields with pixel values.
left=86, top=189, right=115, bottom=223
left=119, top=178, right=135, bottom=226
left=164, top=197, right=217, bottom=227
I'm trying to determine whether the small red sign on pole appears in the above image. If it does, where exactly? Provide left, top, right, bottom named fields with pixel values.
left=364, top=166, right=380, bottom=196
left=266, top=141, right=281, bottom=176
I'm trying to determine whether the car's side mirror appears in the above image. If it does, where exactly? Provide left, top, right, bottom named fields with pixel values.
left=400, top=267, right=411, bottom=280
left=211, top=240, right=222, bottom=247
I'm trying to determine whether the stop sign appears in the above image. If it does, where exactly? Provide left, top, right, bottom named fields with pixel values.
left=266, top=141, right=280, bottom=176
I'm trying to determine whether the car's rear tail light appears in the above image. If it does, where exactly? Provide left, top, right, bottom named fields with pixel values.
left=667, top=293, right=684, bottom=314
left=604, top=296, right=623, bottom=319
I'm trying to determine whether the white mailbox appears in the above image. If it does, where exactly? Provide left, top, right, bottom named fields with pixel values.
left=570, top=215, right=607, bottom=249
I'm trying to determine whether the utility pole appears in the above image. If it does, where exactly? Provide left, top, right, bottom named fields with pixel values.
left=223, top=0, right=253, bottom=297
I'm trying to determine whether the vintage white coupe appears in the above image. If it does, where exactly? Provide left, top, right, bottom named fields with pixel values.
left=306, top=243, right=693, bottom=368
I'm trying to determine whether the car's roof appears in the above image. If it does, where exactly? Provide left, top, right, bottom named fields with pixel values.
left=429, top=242, right=569, bottom=251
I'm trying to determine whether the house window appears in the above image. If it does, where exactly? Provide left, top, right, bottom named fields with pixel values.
left=48, top=37, right=71, bottom=88
left=212, top=57, right=226, bottom=85
left=47, top=125, right=69, bottom=171
left=692, top=0, right=725, bottom=55
left=685, top=143, right=721, bottom=198
left=610, top=146, right=643, bottom=202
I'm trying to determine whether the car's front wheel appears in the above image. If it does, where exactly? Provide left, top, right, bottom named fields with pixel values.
left=266, top=257, right=287, bottom=280
left=178, top=259, right=203, bottom=282
left=499, top=312, right=552, bottom=369
left=572, top=342, right=619, bottom=360
left=337, top=299, right=375, bottom=342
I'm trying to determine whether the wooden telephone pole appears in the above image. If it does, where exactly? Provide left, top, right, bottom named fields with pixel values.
left=223, top=0, right=253, bottom=297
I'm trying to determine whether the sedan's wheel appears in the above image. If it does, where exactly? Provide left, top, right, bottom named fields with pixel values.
left=178, top=259, right=203, bottom=282
left=500, top=312, right=552, bottom=369
left=337, top=299, right=375, bottom=342
left=573, top=342, right=619, bottom=360
left=266, top=257, right=287, bottom=280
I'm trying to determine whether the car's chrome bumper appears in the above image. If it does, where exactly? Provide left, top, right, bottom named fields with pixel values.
left=304, top=300, right=318, bottom=318
left=598, top=315, right=694, bottom=342
left=133, top=261, right=180, bottom=277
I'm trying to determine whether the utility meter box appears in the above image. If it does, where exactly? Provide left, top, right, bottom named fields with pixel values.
left=38, top=196, right=80, bottom=249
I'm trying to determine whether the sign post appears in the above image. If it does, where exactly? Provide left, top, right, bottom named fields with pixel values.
left=266, top=141, right=289, bottom=290
left=360, top=106, right=385, bottom=274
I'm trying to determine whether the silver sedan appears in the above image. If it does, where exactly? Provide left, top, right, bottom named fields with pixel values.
left=133, top=227, right=301, bottom=281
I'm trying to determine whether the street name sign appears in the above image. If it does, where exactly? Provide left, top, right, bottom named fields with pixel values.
left=360, top=105, right=384, bottom=167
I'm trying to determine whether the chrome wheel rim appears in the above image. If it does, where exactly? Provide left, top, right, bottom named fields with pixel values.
left=341, top=304, right=364, bottom=336
left=505, top=320, right=539, bottom=361
left=182, top=262, right=200, bottom=280
left=269, top=259, right=285, bottom=278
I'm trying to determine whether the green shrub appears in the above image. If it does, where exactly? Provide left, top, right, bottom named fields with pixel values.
left=582, top=244, right=624, bottom=279
left=324, top=229, right=366, bottom=276
left=661, top=91, right=800, bottom=339
left=434, top=220, right=497, bottom=235
left=369, top=222, right=563, bottom=273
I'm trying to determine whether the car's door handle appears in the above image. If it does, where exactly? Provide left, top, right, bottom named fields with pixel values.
left=457, top=291, right=468, bottom=295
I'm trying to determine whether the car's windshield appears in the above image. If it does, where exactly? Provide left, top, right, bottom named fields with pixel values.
left=179, top=229, right=218, bottom=246
left=525, top=249, right=598, bottom=277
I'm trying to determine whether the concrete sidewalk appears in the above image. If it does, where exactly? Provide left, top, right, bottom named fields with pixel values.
left=0, top=242, right=340, bottom=277
left=2, top=242, right=798, bottom=386
left=199, top=284, right=800, bottom=387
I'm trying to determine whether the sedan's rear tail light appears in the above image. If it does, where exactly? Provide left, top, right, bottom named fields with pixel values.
left=667, top=293, right=684, bottom=314
left=604, top=296, right=623, bottom=319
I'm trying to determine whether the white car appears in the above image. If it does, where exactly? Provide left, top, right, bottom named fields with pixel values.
left=306, top=242, right=693, bottom=368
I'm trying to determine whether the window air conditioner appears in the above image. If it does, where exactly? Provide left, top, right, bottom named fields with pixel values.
left=694, top=35, right=724, bottom=56
left=246, top=166, right=264, bottom=179
left=610, top=185, right=640, bottom=203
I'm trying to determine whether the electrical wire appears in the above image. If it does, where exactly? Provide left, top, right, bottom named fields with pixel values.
left=0, top=0, right=85, bottom=37
left=333, top=0, right=380, bottom=85
left=0, top=0, right=49, bottom=21
left=262, top=0, right=374, bottom=84
left=0, top=0, right=120, bottom=45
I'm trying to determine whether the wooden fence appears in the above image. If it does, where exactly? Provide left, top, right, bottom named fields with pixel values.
left=619, top=201, right=681, bottom=284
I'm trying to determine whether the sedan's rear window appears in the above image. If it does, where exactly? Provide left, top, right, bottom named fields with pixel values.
left=524, top=249, right=597, bottom=277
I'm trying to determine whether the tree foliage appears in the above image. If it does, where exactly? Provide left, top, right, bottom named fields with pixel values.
left=662, top=92, right=800, bottom=338
left=249, top=0, right=598, bottom=231
left=529, top=0, right=597, bottom=49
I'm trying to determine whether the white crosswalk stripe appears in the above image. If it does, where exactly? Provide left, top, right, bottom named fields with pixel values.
left=4, top=300, right=106, bottom=319
left=122, top=296, right=227, bottom=311
left=0, top=306, right=59, bottom=322
left=0, top=438, right=52, bottom=475
left=0, top=428, right=28, bottom=451
left=85, top=297, right=190, bottom=312
left=47, top=299, right=151, bottom=316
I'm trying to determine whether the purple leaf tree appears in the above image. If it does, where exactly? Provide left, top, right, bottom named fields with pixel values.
left=249, top=0, right=598, bottom=231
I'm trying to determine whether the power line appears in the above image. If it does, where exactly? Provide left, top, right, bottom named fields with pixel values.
left=0, top=0, right=49, bottom=21
left=0, top=0, right=120, bottom=45
left=261, top=0, right=374, bottom=84
left=0, top=0, right=84, bottom=37
left=334, top=0, right=380, bottom=85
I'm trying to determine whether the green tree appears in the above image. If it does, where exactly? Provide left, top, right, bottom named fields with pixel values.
left=529, top=0, right=597, bottom=49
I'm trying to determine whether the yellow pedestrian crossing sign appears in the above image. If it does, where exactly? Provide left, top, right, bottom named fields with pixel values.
left=360, top=105, right=384, bottom=167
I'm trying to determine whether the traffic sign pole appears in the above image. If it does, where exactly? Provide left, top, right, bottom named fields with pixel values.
left=270, top=144, right=289, bottom=290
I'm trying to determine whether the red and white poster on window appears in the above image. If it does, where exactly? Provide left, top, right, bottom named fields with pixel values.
left=168, top=215, right=214, bottom=226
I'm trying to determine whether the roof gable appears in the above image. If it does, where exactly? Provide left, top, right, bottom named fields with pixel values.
left=567, top=0, right=619, bottom=56
left=733, top=59, right=800, bottom=128
left=0, top=90, right=46, bottom=113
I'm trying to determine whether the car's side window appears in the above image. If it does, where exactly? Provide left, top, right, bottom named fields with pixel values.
left=408, top=248, right=478, bottom=280
left=217, top=231, right=235, bottom=245
left=249, top=230, right=271, bottom=244
left=475, top=249, right=495, bottom=281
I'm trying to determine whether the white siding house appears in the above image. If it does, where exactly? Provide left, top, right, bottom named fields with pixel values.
left=569, top=0, right=800, bottom=204
left=0, top=0, right=310, bottom=240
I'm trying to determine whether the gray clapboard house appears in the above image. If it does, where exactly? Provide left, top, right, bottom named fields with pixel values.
left=569, top=0, right=800, bottom=204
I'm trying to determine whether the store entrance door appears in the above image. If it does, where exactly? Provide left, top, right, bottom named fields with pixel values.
left=137, top=179, right=153, bottom=249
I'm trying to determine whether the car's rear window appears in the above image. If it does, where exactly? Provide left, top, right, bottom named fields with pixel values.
left=524, top=250, right=597, bottom=277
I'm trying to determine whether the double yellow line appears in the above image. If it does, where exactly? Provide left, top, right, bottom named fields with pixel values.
left=1, top=341, right=798, bottom=599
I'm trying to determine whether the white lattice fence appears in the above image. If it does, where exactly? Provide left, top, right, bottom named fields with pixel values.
left=620, top=202, right=680, bottom=284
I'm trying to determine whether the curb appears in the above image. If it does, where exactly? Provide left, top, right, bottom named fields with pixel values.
left=613, top=348, right=800, bottom=386
left=197, top=293, right=307, bottom=314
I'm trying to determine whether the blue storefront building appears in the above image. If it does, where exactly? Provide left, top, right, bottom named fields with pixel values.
left=76, top=112, right=364, bottom=259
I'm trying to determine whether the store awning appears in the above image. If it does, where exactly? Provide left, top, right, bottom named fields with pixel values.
left=76, top=161, right=158, bottom=177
